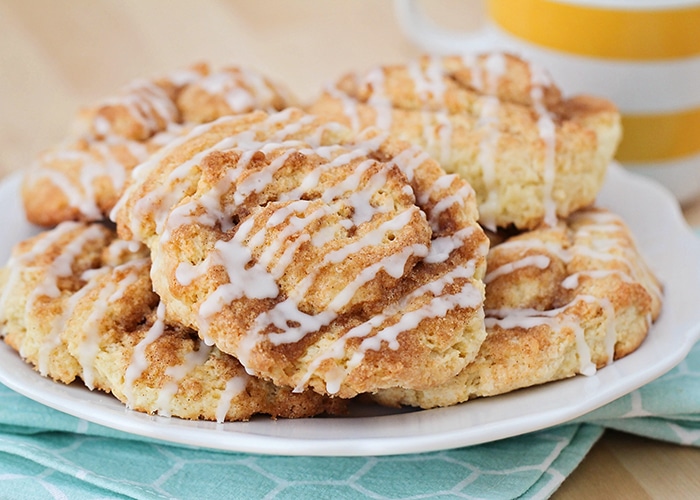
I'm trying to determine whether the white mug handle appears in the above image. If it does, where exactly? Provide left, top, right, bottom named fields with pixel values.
left=393, top=0, right=500, bottom=54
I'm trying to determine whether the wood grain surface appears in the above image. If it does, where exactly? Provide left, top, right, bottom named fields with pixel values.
left=1, top=1, right=698, bottom=497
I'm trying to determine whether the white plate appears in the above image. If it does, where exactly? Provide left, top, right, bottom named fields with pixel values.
left=1, top=164, right=699, bottom=457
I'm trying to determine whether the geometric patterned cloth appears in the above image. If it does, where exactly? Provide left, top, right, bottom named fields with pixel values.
left=1, top=339, right=698, bottom=499
left=580, top=339, right=700, bottom=446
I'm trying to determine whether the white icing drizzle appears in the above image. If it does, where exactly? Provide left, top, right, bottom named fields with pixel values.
left=461, top=53, right=484, bottom=91
left=105, top=239, right=144, bottom=261
left=326, top=243, right=429, bottom=312
left=429, top=185, right=474, bottom=232
left=197, top=68, right=279, bottom=114
left=123, top=301, right=167, bottom=406
left=324, top=83, right=361, bottom=131
left=29, top=164, right=100, bottom=221
left=471, top=53, right=507, bottom=232
left=323, top=208, right=420, bottom=264
left=199, top=72, right=255, bottom=113
left=163, top=120, right=389, bottom=258
left=572, top=213, right=663, bottom=307
left=485, top=295, right=598, bottom=376
left=434, top=111, right=454, bottom=168
left=91, top=141, right=130, bottom=193
left=0, top=222, right=81, bottom=319
left=214, top=375, right=248, bottom=423
left=386, top=144, right=432, bottom=184
left=94, top=79, right=178, bottom=139
left=490, top=237, right=571, bottom=262
left=475, top=96, right=501, bottom=232
left=295, top=262, right=480, bottom=393
left=0, top=222, right=101, bottom=368
left=38, top=269, right=108, bottom=376
left=485, top=210, right=661, bottom=374
left=529, top=63, right=558, bottom=227
left=3, top=223, right=165, bottom=387
left=237, top=68, right=278, bottom=109
left=407, top=56, right=446, bottom=106
left=29, top=137, right=149, bottom=221
left=484, top=53, right=507, bottom=94
left=149, top=123, right=188, bottom=148
left=28, top=224, right=108, bottom=302
left=262, top=205, right=320, bottom=279
left=570, top=318, right=596, bottom=376
left=484, top=254, right=551, bottom=284
left=573, top=294, right=615, bottom=371
left=234, top=213, right=431, bottom=368
left=416, top=173, right=454, bottom=206
left=425, top=227, right=475, bottom=264
left=365, top=67, right=393, bottom=130
left=165, top=67, right=204, bottom=88
left=561, top=269, right=637, bottom=290
left=76, top=258, right=146, bottom=389
left=195, top=225, right=280, bottom=329
left=2, top=221, right=265, bottom=419
left=155, top=342, right=213, bottom=418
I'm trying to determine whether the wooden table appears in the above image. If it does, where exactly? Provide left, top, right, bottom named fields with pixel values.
left=1, top=1, right=699, bottom=497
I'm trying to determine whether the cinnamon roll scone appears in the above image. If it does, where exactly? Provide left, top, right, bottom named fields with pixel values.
left=0, top=222, right=345, bottom=421
left=307, top=53, right=622, bottom=231
left=23, top=63, right=296, bottom=227
left=113, top=108, right=490, bottom=399
left=371, top=207, right=663, bottom=409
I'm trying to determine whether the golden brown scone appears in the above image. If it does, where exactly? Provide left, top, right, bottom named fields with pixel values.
left=177, top=65, right=296, bottom=123
left=23, top=63, right=295, bottom=227
left=371, top=207, right=663, bottom=409
left=22, top=136, right=160, bottom=227
left=0, top=221, right=123, bottom=383
left=72, top=62, right=294, bottom=142
left=0, top=222, right=345, bottom=421
left=307, top=53, right=622, bottom=231
left=113, top=108, right=490, bottom=399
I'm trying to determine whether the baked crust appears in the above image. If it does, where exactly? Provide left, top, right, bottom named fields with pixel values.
left=371, top=207, right=663, bottom=409
left=0, top=222, right=345, bottom=421
left=22, top=63, right=295, bottom=227
left=113, top=108, right=490, bottom=398
left=307, top=53, right=622, bottom=230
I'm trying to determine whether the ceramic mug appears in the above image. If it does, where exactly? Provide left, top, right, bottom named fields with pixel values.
left=394, top=0, right=700, bottom=203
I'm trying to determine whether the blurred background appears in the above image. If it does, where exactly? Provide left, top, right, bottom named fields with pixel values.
left=0, top=0, right=484, bottom=174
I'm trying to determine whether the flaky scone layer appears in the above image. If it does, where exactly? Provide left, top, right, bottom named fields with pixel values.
left=371, top=207, right=663, bottom=409
left=308, top=53, right=622, bottom=230
left=113, top=108, right=490, bottom=398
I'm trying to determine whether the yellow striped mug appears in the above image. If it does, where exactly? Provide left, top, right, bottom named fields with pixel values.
left=395, top=0, right=700, bottom=203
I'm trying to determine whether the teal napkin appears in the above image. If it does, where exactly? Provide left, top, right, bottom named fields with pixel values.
left=0, top=379, right=601, bottom=500
left=0, top=338, right=698, bottom=500
left=579, top=339, right=700, bottom=446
